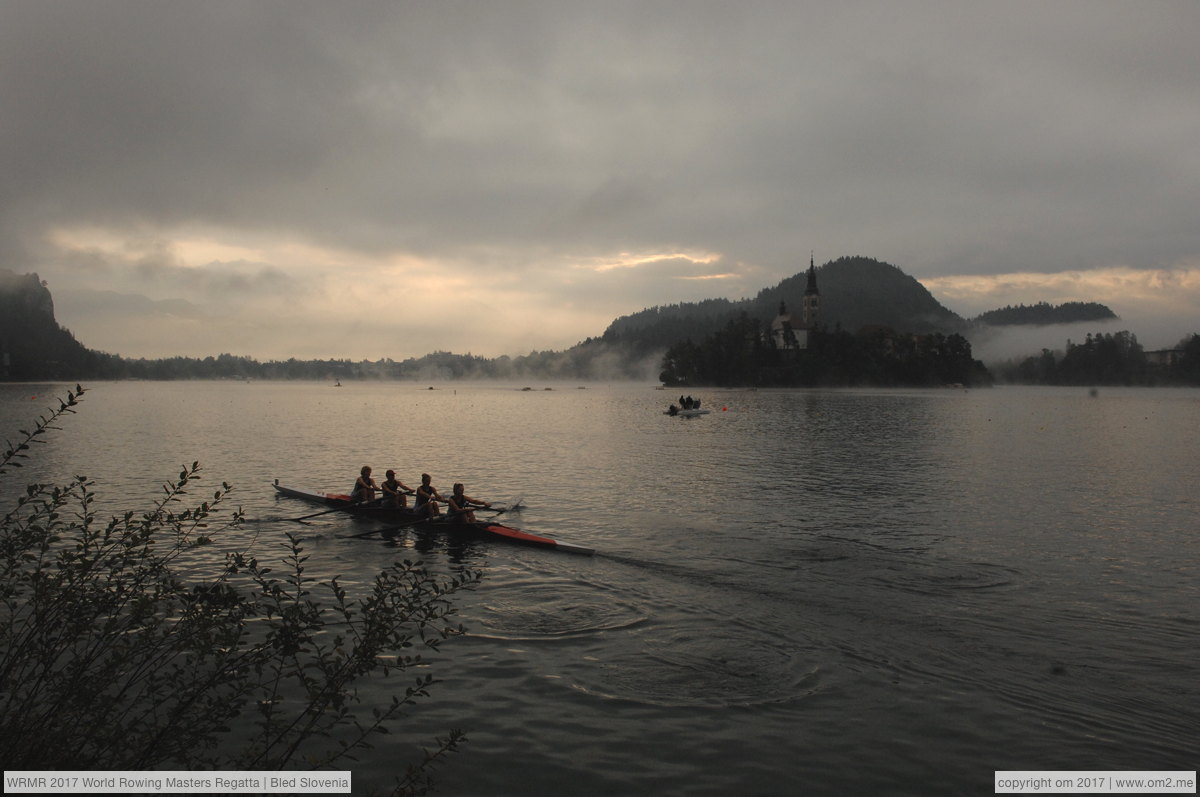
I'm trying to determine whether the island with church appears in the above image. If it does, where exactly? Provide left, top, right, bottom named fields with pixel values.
left=655, top=255, right=992, bottom=388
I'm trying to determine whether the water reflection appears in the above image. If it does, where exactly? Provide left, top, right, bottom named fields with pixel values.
left=2, top=382, right=1197, bottom=796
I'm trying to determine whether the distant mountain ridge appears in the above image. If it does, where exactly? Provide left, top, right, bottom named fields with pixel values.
left=603, top=256, right=966, bottom=351
left=0, top=259, right=1125, bottom=381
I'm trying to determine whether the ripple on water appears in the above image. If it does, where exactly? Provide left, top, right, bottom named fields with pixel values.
left=469, top=581, right=650, bottom=640
left=869, top=559, right=1022, bottom=597
left=574, top=624, right=823, bottom=709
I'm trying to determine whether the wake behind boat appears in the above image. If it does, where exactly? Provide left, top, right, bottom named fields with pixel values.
left=273, top=481, right=594, bottom=555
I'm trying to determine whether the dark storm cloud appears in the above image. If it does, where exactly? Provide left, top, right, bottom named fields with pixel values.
left=2, top=0, right=1198, bottom=358
left=6, top=1, right=1199, bottom=263
left=1, top=2, right=367, bottom=249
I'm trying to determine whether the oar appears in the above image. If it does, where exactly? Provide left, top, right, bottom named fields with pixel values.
left=449, top=494, right=515, bottom=516
left=360, top=511, right=448, bottom=538
left=441, top=503, right=480, bottom=520
left=349, top=503, right=499, bottom=539
left=288, top=505, right=356, bottom=522
left=479, top=496, right=523, bottom=514
left=343, top=526, right=390, bottom=539
left=343, top=518, right=426, bottom=539
left=287, top=497, right=388, bottom=522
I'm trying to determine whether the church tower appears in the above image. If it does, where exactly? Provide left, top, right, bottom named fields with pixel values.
left=770, top=253, right=820, bottom=353
left=802, top=252, right=820, bottom=330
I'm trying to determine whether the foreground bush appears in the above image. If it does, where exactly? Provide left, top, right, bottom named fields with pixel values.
left=0, top=387, right=478, bottom=795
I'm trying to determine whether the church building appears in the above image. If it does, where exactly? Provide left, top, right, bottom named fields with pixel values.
left=770, top=254, right=820, bottom=351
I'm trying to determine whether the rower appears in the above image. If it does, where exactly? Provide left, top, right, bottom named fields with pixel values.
left=350, top=466, right=378, bottom=504
left=414, top=473, right=446, bottom=518
left=448, top=483, right=491, bottom=523
left=381, top=469, right=413, bottom=509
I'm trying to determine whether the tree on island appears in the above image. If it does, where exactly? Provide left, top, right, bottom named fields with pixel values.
left=659, top=316, right=992, bottom=388
left=1000, top=332, right=1200, bottom=386
left=1177, top=333, right=1200, bottom=384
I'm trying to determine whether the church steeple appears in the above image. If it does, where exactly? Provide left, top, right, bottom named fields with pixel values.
left=802, top=252, right=820, bottom=328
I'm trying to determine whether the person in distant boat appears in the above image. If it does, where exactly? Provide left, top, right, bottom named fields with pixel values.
left=381, top=469, right=413, bottom=509
left=414, top=473, right=445, bottom=518
left=447, top=483, right=490, bottom=523
left=350, top=466, right=378, bottom=504
left=667, top=404, right=679, bottom=416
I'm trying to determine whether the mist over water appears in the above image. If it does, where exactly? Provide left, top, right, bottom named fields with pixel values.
left=2, top=381, right=1196, bottom=795
left=969, top=318, right=1194, bottom=367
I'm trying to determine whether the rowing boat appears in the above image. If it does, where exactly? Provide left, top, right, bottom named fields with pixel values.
left=273, top=481, right=594, bottom=555
left=664, top=407, right=711, bottom=417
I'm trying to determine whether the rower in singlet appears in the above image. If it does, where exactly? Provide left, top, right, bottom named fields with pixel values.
left=381, top=470, right=412, bottom=509
left=414, top=473, right=444, bottom=517
left=350, top=466, right=377, bottom=503
left=448, top=483, right=491, bottom=523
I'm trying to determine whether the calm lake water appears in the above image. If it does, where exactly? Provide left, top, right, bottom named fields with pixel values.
left=1, top=381, right=1197, bottom=795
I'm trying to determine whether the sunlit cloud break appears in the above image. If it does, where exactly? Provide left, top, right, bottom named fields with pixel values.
left=921, top=265, right=1200, bottom=318
left=587, top=251, right=723, bottom=273
left=677, top=273, right=738, bottom=281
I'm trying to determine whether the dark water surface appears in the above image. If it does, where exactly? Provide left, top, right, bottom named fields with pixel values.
left=2, top=381, right=1196, bottom=795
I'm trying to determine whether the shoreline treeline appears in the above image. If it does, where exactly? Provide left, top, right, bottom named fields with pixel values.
left=993, top=331, right=1200, bottom=386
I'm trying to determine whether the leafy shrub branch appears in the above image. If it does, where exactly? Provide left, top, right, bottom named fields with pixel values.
left=0, top=387, right=479, bottom=795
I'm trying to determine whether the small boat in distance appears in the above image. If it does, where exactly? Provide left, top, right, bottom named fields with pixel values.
left=665, top=395, right=710, bottom=417
left=664, top=407, right=711, bottom=417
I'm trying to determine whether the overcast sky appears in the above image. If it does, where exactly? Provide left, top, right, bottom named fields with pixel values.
left=3, top=0, right=1198, bottom=361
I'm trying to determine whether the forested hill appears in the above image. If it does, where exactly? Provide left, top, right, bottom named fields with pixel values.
left=601, top=297, right=739, bottom=349
left=751, top=256, right=965, bottom=334
left=603, top=256, right=966, bottom=349
left=0, top=269, right=107, bottom=379
left=972, top=301, right=1117, bottom=326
